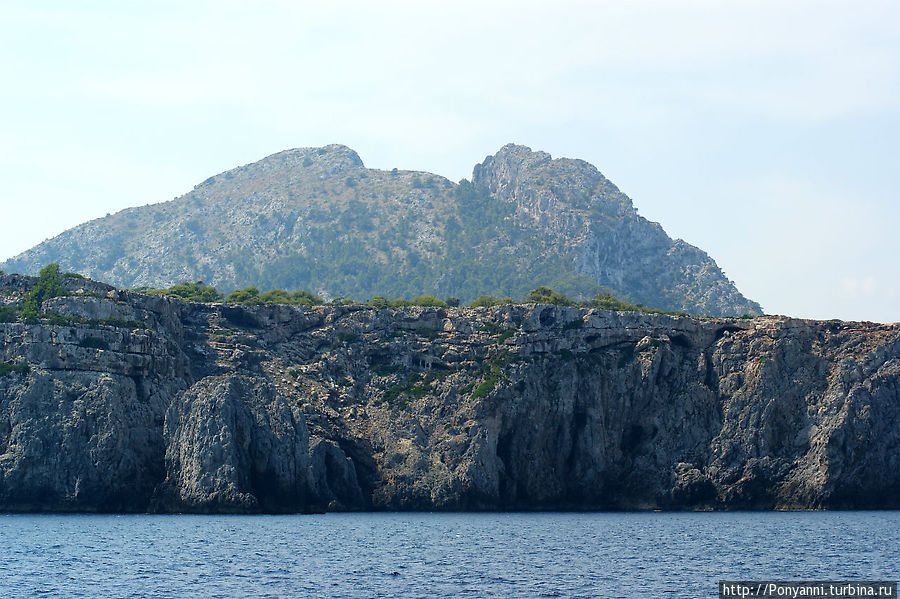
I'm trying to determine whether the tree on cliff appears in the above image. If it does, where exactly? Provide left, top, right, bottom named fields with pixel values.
left=22, top=263, right=65, bottom=322
left=525, top=286, right=576, bottom=306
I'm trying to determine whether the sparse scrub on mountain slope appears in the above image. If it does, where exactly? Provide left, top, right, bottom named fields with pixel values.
left=209, top=178, right=605, bottom=306
left=0, top=145, right=763, bottom=316
left=434, top=182, right=607, bottom=303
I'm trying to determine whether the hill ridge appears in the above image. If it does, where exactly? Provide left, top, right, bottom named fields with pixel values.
left=2, top=144, right=762, bottom=316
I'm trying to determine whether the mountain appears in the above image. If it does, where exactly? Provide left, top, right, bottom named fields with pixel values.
left=0, top=272, right=896, bottom=512
left=1, top=144, right=762, bottom=316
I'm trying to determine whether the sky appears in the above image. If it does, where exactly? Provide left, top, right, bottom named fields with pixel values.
left=0, top=0, right=897, bottom=323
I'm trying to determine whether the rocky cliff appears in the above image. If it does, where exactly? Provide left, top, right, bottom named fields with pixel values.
left=0, top=274, right=896, bottom=513
left=1, top=144, right=761, bottom=316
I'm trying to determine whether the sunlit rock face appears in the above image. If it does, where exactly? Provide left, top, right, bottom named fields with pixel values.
left=0, top=274, right=896, bottom=513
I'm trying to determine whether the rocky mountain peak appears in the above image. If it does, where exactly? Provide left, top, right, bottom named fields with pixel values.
left=472, top=144, right=624, bottom=210
left=1, top=143, right=762, bottom=316
left=264, top=144, right=364, bottom=171
left=193, top=144, right=365, bottom=192
left=472, top=143, right=550, bottom=195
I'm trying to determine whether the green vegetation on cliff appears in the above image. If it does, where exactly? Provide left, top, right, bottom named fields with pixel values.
left=0, top=362, right=30, bottom=377
left=138, top=281, right=223, bottom=303
left=0, top=267, right=896, bottom=514
left=225, top=287, right=324, bottom=306
left=131, top=275, right=689, bottom=316
left=22, top=263, right=66, bottom=323
left=3, top=263, right=708, bottom=321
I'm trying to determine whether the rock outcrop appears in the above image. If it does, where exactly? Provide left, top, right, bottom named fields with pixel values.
left=0, top=274, right=896, bottom=512
left=1, top=144, right=760, bottom=316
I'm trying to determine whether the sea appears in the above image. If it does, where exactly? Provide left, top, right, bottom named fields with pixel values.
left=0, top=511, right=897, bottom=598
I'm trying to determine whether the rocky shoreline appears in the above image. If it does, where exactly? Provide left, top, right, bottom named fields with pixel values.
left=0, top=273, right=897, bottom=513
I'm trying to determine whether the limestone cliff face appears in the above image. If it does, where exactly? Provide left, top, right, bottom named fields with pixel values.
left=0, top=274, right=896, bottom=512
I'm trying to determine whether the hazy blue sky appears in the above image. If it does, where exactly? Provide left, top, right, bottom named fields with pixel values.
left=1, top=1, right=897, bottom=322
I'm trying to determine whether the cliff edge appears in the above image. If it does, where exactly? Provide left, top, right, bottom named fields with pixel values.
left=0, top=273, right=896, bottom=512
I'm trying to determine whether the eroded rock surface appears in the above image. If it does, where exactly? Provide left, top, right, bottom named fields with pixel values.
left=0, top=274, right=896, bottom=512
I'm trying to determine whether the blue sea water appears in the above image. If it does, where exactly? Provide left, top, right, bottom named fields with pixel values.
left=0, top=511, right=897, bottom=598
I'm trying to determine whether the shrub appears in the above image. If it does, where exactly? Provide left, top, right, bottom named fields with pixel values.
left=412, top=295, right=447, bottom=307
left=171, top=281, right=223, bottom=302
left=471, top=377, right=498, bottom=399
left=22, top=263, right=67, bottom=321
left=148, top=281, right=223, bottom=303
left=290, top=290, right=324, bottom=306
left=481, top=322, right=502, bottom=335
left=498, top=329, right=515, bottom=342
left=382, top=372, right=435, bottom=408
left=0, top=362, right=29, bottom=377
left=525, top=286, right=575, bottom=306
left=469, top=295, right=512, bottom=308
left=226, top=287, right=324, bottom=306
left=46, top=313, right=76, bottom=326
left=416, top=327, right=438, bottom=339
left=258, top=289, right=292, bottom=304
left=368, top=296, right=391, bottom=309
left=583, top=293, right=688, bottom=316
left=481, top=322, right=517, bottom=341
left=0, top=306, right=18, bottom=323
left=226, top=287, right=260, bottom=304
left=585, top=293, right=639, bottom=311
left=374, top=364, right=401, bottom=376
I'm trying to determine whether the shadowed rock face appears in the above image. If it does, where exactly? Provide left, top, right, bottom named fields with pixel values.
left=0, top=144, right=761, bottom=317
left=0, top=273, right=896, bottom=513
